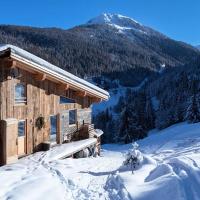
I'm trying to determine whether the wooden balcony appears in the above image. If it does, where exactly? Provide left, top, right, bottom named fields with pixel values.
left=63, top=123, right=95, bottom=143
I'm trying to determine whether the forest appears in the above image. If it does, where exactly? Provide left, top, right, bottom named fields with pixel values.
left=95, top=57, right=200, bottom=143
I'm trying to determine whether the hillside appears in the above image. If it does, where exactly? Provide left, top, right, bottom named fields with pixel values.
left=1, top=13, right=200, bottom=143
left=94, top=56, right=200, bottom=143
left=0, top=13, right=199, bottom=86
left=1, top=122, right=200, bottom=200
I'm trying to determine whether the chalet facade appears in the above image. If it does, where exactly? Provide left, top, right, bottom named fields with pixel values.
left=0, top=44, right=109, bottom=166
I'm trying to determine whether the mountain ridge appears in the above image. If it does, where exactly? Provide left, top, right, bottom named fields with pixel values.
left=1, top=13, right=200, bottom=143
left=0, top=13, right=199, bottom=86
left=86, top=13, right=164, bottom=37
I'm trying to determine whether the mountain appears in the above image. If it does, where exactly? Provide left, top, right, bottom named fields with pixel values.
left=0, top=13, right=199, bottom=87
left=196, top=45, right=200, bottom=50
left=1, top=13, right=200, bottom=143
left=87, top=13, right=164, bottom=37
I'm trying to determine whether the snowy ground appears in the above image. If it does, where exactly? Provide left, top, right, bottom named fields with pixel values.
left=1, top=122, right=200, bottom=200
left=92, top=79, right=147, bottom=116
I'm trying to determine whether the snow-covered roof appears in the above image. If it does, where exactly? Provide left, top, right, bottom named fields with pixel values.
left=0, top=44, right=109, bottom=100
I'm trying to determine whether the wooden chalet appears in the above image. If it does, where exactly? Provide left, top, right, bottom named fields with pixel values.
left=0, top=44, right=109, bottom=166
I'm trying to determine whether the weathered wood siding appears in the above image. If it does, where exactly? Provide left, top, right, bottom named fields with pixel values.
left=0, top=59, right=93, bottom=154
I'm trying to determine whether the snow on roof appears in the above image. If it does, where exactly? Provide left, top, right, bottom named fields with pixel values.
left=46, top=138, right=97, bottom=161
left=0, top=44, right=109, bottom=100
left=94, top=129, right=104, bottom=137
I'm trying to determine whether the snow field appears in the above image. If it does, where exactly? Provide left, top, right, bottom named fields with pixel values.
left=1, top=122, right=200, bottom=199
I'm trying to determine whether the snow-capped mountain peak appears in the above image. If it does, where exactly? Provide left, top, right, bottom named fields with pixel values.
left=87, top=13, right=147, bottom=34
left=87, top=13, right=140, bottom=26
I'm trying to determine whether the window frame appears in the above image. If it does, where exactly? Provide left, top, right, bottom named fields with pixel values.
left=50, top=115, right=57, bottom=143
left=69, top=109, right=77, bottom=126
left=59, top=96, right=76, bottom=104
left=15, top=83, right=27, bottom=105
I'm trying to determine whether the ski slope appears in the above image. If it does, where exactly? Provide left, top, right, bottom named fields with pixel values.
left=1, top=122, right=200, bottom=200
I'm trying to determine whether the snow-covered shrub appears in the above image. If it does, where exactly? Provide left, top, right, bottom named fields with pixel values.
left=123, top=142, right=143, bottom=173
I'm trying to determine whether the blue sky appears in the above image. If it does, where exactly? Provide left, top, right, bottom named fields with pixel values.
left=0, top=0, right=199, bottom=45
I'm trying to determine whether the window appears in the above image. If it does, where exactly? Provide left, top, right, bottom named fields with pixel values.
left=50, top=115, right=57, bottom=142
left=69, top=110, right=77, bottom=125
left=60, top=96, right=75, bottom=104
left=15, top=83, right=26, bottom=104
left=18, top=120, right=25, bottom=137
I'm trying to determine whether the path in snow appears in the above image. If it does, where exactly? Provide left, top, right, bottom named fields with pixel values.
left=48, top=148, right=130, bottom=200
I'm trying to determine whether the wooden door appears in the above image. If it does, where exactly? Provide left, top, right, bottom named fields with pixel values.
left=18, top=120, right=26, bottom=156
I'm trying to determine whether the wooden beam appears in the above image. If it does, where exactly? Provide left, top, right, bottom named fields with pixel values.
left=0, top=59, right=16, bottom=68
left=9, top=60, right=17, bottom=68
left=91, top=97, right=102, bottom=103
left=75, top=91, right=87, bottom=97
left=34, top=73, right=46, bottom=81
left=58, top=84, right=69, bottom=91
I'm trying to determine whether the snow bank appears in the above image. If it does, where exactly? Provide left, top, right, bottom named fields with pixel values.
left=118, top=122, right=200, bottom=200
left=1, top=122, right=200, bottom=200
left=145, top=163, right=173, bottom=182
left=105, top=173, right=131, bottom=200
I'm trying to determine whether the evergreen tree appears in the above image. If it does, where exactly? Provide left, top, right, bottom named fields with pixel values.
left=185, top=94, right=200, bottom=123
left=119, top=106, right=133, bottom=143
left=145, top=97, right=155, bottom=129
left=119, top=102, right=147, bottom=144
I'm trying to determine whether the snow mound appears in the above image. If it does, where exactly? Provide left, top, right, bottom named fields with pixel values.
left=105, top=173, right=131, bottom=200
left=145, top=163, right=173, bottom=182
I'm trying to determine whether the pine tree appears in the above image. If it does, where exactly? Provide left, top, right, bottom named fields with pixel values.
left=145, top=97, right=155, bottom=130
left=119, top=106, right=132, bottom=143
left=119, top=102, right=147, bottom=143
left=185, top=94, right=200, bottom=123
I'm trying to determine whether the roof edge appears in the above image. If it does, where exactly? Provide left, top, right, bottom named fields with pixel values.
left=0, top=44, right=109, bottom=100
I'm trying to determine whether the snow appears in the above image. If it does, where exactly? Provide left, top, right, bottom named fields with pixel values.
left=0, top=44, right=109, bottom=99
left=92, top=86, right=126, bottom=115
left=93, top=129, right=104, bottom=137
left=88, top=13, right=140, bottom=26
left=159, top=63, right=166, bottom=73
left=46, top=138, right=97, bottom=161
left=1, top=122, right=200, bottom=199
left=87, top=13, right=147, bottom=34
left=92, top=78, right=148, bottom=116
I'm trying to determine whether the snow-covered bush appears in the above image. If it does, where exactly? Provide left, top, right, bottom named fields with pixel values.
left=123, top=142, right=143, bottom=173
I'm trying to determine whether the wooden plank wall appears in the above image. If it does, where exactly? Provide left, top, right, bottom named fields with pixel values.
left=0, top=59, right=93, bottom=154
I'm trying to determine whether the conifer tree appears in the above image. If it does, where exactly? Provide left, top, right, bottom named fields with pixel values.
left=145, top=97, right=155, bottom=129
left=185, top=94, right=200, bottom=123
